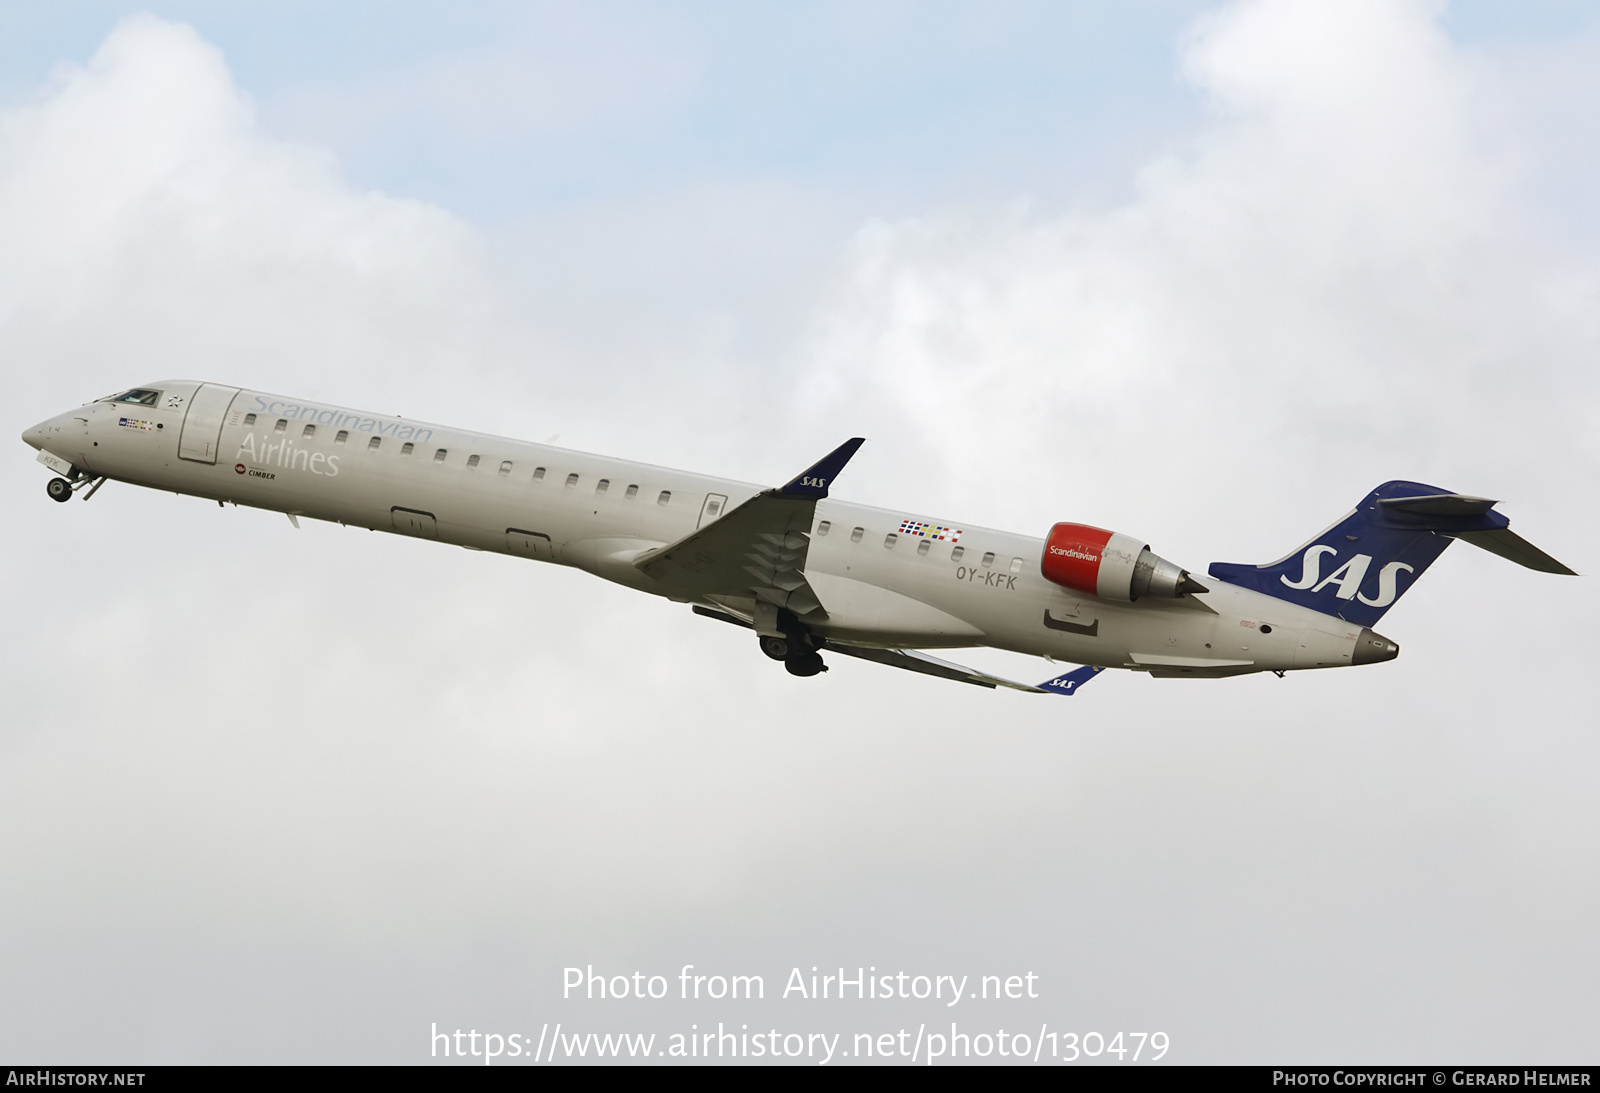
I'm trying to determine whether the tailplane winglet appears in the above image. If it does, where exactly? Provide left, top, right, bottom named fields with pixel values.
left=776, top=437, right=865, bottom=500
left=1038, top=665, right=1104, bottom=696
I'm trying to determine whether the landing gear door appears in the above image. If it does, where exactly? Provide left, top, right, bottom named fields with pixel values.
left=392, top=507, right=439, bottom=539
left=506, top=528, right=553, bottom=560
left=697, top=493, right=729, bottom=529
left=178, top=383, right=242, bottom=463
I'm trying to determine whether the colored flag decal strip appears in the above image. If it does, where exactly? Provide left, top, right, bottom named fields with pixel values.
left=898, top=519, right=963, bottom=543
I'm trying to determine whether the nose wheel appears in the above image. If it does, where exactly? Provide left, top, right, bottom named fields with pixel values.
left=45, top=475, right=106, bottom=502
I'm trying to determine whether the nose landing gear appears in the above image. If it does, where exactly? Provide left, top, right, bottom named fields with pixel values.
left=45, top=474, right=107, bottom=503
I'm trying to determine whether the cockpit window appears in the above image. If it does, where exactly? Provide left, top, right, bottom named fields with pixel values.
left=112, top=389, right=160, bottom=405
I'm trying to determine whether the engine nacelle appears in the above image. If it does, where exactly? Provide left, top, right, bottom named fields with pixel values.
left=1041, top=522, right=1206, bottom=602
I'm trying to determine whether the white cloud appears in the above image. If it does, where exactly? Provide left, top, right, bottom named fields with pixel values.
left=0, top=15, right=494, bottom=417
left=806, top=0, right=1597, bottom=557
left=1, top=2, right=1596, bottom=1062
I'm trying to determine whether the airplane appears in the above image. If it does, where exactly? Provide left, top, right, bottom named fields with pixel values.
left=23, top=381, right=1575, bottom=695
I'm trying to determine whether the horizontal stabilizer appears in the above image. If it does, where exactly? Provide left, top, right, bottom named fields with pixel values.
left=1377, top=493, right=1497, bottom=518
left=1453, top=528, right=1576, bottom=575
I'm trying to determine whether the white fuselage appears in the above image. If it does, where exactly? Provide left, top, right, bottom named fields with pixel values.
left=25, top=381, right=1374, bottom=678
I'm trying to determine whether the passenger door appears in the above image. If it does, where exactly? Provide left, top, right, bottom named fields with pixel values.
left=177, top=383, right=242, bottom=463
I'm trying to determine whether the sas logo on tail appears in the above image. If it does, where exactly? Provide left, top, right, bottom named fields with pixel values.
left=1282, top=546, right=1413, bottom=608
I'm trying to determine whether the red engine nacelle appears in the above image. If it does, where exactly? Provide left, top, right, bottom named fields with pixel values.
left=1041, top=522, right=1204, bottom=602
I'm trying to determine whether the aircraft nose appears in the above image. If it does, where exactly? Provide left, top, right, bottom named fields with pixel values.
left=1352, top=628, right=1400, bottom=665
left=21, top=420, right=51, bottom=451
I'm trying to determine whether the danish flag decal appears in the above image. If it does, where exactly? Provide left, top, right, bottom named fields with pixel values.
left=1207, top=480, right=1512, bottom=627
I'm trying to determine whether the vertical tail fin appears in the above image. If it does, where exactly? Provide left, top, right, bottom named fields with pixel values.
left=1207, top=481, right=1573, bottom=626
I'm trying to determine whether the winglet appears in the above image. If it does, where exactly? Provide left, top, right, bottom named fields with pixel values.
left=776, top=437, right=865, bottom=500
left=1037, top=665, right=1104, bottom=696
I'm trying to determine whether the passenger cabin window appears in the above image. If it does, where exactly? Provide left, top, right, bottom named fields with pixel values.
left=114, top=390, right=160, bottom=405
left=565, top=473, right=579, bottom=489
left=434, top=449, right=447, bottom=463
left=705, top=497, right=720, bottom=516
left=884, top=533, right=897, bottom=549
left=981, top=552, right=995, bottom=568
left=368, top=436, right=381, bottom=450
left=274, top=419, right=287, bottom=433
left=1010, top=557, right=1023, bottom=575
left=596, top=479, right=610, bottom=495
left=951, top=546, right=965, bottom=562
left=243, top=413, right=257, bottom=426
left=657, top=490, right=672, bottom=506
left=302, top=424, right=315, bottom=438
left=850, top=527, right=864, bottom=543
left=499, top=460, right=512, bottom=476
left=917, top=540, right=931, bottom=556
left=334, top=430, right=348, bottom=445
left=467, top=454, right=480, bottom=469
left=533, top=467, right=546, bottom=481
left=625, top=484, right=638, bottom=499
left=401, top=442, right=413, bottom=455
left=817, top=520, right=831, bottom=536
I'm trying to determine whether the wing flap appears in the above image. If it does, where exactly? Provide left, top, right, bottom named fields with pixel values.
left=826, top=644, right=1103, bottom=695
left=690, top=607, right=1104, bottom=697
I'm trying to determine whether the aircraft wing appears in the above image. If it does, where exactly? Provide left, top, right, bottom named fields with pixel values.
left=825, top=644, right=1104, bottom=695
left=635, top=438, right=865, bottom=620
left=691, top=606, right=1104, bottom=696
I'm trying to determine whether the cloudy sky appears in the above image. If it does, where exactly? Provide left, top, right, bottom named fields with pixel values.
left=2, top=0, right=1597, bottom=1065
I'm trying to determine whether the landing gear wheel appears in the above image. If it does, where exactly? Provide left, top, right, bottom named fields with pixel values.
left=759, top=635, right=790, bottom=661
left=784, top=652, right=828, bottom=677
left=46, top=477, right=73, bottom=503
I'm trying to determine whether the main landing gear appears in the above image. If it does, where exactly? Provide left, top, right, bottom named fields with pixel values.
left=688, top=605, right=830, bottom=679
left=784, top=651, right=827, bottom=678
left=758, top=620, right=829, bottom=678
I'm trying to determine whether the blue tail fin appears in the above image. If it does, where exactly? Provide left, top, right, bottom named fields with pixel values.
left=1207, top=480, right=1514, bottom=626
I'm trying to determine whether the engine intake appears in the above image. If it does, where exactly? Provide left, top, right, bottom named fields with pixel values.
left=1042, top=522, right=1207, bottom=602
